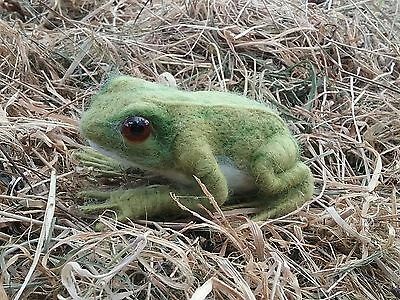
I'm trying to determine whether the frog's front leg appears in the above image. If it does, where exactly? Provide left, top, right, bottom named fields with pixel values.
left=251, top=135, right=314, bottom=220
left=175, top=138, right=229, bottom=208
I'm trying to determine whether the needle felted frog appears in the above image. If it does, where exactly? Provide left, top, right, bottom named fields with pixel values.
left=79, top=76, right=314, bottom=221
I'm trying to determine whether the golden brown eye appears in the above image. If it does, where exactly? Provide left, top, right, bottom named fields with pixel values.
left=121, top=116, right=152, bottom=142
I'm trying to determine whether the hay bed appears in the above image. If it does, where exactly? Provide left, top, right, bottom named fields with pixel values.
left=1, top=0, right=399, bottom=299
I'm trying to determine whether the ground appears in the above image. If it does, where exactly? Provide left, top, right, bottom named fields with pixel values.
left=0, top=0, right=399, bottom=299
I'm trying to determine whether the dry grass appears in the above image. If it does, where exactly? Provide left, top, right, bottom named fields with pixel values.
left=1, top=0, right=400, bottom=299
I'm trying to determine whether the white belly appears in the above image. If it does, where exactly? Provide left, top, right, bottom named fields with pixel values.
left=217, top=156, right=256, bottom=193
left=158, top=157, right=256, bottom=193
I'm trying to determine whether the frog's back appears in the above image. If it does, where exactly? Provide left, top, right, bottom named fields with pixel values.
left=158, top=87, right=275, bottom=116
left=189, top=90, right=268, bottom=110
left=143, top=81, right=286, bottom=133
left=102, top=76, right=272, bottom=113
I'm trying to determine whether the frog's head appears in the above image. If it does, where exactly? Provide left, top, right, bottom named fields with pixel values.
left=80, top=76, right=177, bottom=170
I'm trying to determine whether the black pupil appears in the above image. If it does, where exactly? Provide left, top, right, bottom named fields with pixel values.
left=127, top=117, right=148, bottom=135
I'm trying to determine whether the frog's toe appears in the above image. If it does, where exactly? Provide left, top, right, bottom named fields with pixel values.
left=253, top=182, right=313, bottom=221
left=83, top=205, right=128, bottom=231
left=80, top=200, right=120, bottom=214
left=252, top=209, right=276, bottom=221
left=78, top=190, right=112, bottom=200
left=74, top=147, right=122, bottom=171
left=79, top=190, right=119, bottom=214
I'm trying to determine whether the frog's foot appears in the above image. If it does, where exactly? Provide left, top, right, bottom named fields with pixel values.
left=79, top=190, right=122, bottom=215
left=79, top=186, right=184, bottom=221
left=78, top=184, right=220, bottom=222
left=250, top=134, right=314, bottom=221
left=252, top=177, right=314, bottom=221
left=74, top=147, right=123, bottom=173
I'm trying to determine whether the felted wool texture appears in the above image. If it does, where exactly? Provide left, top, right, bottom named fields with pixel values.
left=80, top=76, right=314, bottom=220
left=80, top=185, right=215, bottom=220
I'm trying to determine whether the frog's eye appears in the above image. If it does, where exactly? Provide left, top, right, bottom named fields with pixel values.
left=121, top=116, right=152, bottom=142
